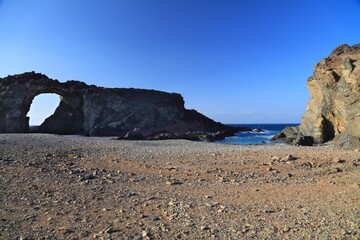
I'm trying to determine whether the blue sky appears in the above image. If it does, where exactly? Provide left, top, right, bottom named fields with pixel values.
left=1, top=0, right=360, bottom=124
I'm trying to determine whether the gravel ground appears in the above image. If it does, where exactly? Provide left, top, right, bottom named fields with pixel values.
left=0, top=134, right=359, bottom=239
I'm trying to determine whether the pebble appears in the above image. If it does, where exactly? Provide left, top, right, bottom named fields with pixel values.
left=104, top=226, right=116, bottom=234
left=283, top=225, right=291, bottom=232
left=241, top=225, right=250, bottom=233
left=166, top=179, right=182, bottom=185
left=285, top=155, right=297, bottom=161
left=134, top=235, right=142, bottom=240
left=334, top=167, right=343, bottom=173
left=79, top=172, right=96, bottom=181
left=147, top=216, right=160, bottom=221
left=142, top=230, right=149, bottom=237
left=333, top=158, right=346, bottom=164
left=200, top=225, right=210, bottom=231
left=2, top=134, right=359, bottom=240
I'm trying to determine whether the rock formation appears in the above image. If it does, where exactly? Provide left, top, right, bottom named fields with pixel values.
left=275, top=43, right=360, bottom=149
left=0, top=72, right=236, bottom=138
left=271, top=126, right=299, bottom=143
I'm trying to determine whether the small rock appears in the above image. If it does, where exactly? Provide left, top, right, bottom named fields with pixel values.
left=166, top=179, right=182, bottom=185
left=200, top=225, right=210, bottom=231
left=283, top=225, right=291, bottom=232
left=333, top=158, right=346, bottom=164
left=164, top=166, right=178, bottom=171
left=241, top=225, right=250, bottom=233
left=79, top=172, right=95, bottom=181
left=134, top=235, right=142, bottom=240
left=218, top=177, right=228, bottom=182
left=147, top=216, right=160, bottom=221
left=285, top=155, right=297, bottom=161
left=104, top=226, right=117, bottom=234
left=217, top=205, right=226, bottom=212
left=142, top=230, right=149, bottom=237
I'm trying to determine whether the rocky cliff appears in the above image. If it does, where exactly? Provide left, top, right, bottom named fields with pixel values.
left=275, top=44, right=360, bottom=149
left=0, top=72, right=234, bottom=138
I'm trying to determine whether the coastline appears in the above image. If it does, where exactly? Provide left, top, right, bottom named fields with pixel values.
left=1, top=134, right=359, bottom=239
left=220, top=123, right=299, bottom=145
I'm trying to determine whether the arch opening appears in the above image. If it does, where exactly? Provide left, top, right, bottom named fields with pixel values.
left=27, top=93, right=61, bottom=132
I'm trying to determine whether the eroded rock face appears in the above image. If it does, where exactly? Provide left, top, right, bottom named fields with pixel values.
left=299, top=44, right=360, bottom=148
left=0, top=72, right=232, bottom=137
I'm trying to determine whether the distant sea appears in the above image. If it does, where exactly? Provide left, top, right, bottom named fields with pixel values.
left=219, top=123, right=299, bottom=145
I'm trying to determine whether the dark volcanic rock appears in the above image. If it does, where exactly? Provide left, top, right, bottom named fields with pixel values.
left=117, top=130, right=234, bottom=142
left=0, top=72, right=235, bottom=137
left=295, top=136, right=314, bottom=146
left=122, top=128, right=145, bottom=140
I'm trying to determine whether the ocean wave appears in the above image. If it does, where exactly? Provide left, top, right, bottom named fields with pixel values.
left=219, top=123, right=298, bottom=145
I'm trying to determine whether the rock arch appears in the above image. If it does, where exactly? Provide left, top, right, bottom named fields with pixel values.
left=27, top=93, right=84, bottom=134
left=0, top=72, right=231, bottom=137
left=0, top=72, right=85, bottom=134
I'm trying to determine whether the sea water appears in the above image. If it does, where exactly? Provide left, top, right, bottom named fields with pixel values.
left=219, top=124, right=299, bottom=145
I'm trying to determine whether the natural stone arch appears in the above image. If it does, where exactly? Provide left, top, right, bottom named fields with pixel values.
left=22, top=91, right=84, bottom=135
left=21, top=90, right=64, bottom=133
left=37, top=93, right=84, bottom=134
left=0, top=72, right=232, bottom=137
left=0, top=72, right=85, bottom=134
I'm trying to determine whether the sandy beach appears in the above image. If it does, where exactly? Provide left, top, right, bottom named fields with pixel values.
left=0, top=134, right=359, bottom=239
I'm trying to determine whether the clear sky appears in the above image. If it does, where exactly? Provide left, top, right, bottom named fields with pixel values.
left=1, top=0, right=360, bottom=124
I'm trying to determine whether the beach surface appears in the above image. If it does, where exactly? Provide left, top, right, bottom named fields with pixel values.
left=1, top=134, right=359, bottom=239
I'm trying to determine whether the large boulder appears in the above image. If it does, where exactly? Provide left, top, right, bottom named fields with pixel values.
left=0, top=72, right=235, bottom=138
left=272, top=126, right=299, bottom=143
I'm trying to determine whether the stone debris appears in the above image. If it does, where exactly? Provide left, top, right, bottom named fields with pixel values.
left=333, top=158, right=346, bottom=164
left=285, top=154, right=297, bottom=161
left=104, top=226, right=117, bottom=234
left=166, top=179, right=182, bottom=185
left=0, top=134, right=359, bottom=239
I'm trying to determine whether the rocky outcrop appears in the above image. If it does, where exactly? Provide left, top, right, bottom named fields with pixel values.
left=272, top=126, right=299, bottom=143
left=117, top=129, right=235, bottom=142
left=0, top=72, right=235, bottom=138
left=278, top=44, right=360, bottom=149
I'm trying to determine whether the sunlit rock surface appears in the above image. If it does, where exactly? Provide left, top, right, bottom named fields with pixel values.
left=299, top=43, right=360, bottom=148
left=274, top=44, right=360, bottom=149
